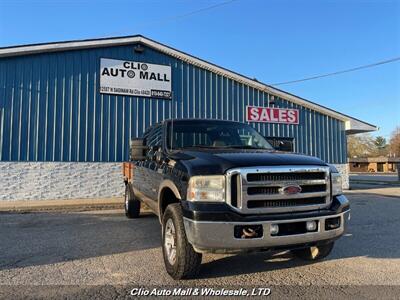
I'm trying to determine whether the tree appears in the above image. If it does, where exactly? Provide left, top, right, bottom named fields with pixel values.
left=374, top=136, right=389, bottom=156
left=389, top=127, right=400, bottom=157
left=348, top=129, right=399, bottom=158
left=347, top=134, right=376, bottom=158
left=374, top=136, right=387, bottom=149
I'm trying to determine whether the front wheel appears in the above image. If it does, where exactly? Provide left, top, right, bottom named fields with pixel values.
left=292, top=242, right=335, bottom=261
left=162, top=203, right=202, bottom=280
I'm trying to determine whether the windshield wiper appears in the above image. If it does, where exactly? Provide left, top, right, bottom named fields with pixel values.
left=221, top=145, right=268, bottom=149
left=176, top=145, right=216, bottom=149
left=175, top=145, right=270, bottom=150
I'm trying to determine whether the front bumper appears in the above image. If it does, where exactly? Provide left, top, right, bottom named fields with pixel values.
left=183, top=195, right=350, bottom=254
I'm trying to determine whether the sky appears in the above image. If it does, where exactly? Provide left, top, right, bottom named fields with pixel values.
left=0, top=0, right=399, bottom=139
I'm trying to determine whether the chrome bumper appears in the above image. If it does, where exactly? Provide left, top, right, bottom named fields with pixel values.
left=183, top=210, right=350, bottom=253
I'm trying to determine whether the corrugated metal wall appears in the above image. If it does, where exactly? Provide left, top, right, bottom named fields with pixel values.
left=0, top=44, right=347, bottom=164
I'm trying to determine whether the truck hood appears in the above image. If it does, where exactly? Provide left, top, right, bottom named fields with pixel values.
left=171, top=149, right=327, bottom=176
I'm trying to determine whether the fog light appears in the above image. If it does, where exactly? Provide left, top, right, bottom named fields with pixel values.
left=270, top=224, right=279, bottom=235
left=306, top=220, right=317, bottom=232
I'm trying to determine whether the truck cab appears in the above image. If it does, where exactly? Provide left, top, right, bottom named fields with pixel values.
left=123, top=119, right=350, bottom=279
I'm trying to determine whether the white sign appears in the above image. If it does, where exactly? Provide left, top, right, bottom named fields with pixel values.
left=100, top=58, right=172, bottom=99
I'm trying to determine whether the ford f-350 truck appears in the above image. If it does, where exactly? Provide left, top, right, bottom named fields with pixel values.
left=123, top=119, right=350, bottom=279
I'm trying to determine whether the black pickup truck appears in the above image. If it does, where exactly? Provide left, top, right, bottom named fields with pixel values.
left=124, top=119, right=350, bottom=279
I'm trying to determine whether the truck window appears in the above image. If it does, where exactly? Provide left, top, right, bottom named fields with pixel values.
left=167, top=120, right=273, bottom=150
left=144, top=125, right=163, bottom=148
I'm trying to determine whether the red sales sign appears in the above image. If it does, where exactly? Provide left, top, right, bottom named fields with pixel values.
left=246, top=105, right=299, bottom=125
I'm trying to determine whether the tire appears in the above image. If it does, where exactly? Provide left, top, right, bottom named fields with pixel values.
left=124, top=183, right=140, bottom=219
left=162, top=203, right=202, bottom=280
left=292, top=242, right=335, bottom=261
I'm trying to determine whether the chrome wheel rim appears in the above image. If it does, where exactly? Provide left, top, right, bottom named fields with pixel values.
left=164, top=218, right=177, bottom=265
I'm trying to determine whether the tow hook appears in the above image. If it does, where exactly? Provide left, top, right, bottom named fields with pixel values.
left=234, top=225, right=263, bottom=239
left=242, top=228, right=257, bottom=238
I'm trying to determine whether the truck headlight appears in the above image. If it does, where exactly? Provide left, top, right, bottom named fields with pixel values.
left=187, top=175, right=225, bottom=202
left=331, top=173, right=343, bottom=196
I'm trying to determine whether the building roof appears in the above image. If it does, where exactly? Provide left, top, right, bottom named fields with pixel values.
left=349, top=157, right=400, bottom=163
left=0, top=35, right=377, bottom=134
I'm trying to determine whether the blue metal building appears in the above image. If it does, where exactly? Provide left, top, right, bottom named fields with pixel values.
left=0, top=35, right=376, bottom=200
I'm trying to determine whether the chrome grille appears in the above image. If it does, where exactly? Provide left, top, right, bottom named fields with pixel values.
left=226, top=166, right=331, bottom=214
left=247, top=172, right=326, bottom=182
left=247, top=197, right=326, bottom=208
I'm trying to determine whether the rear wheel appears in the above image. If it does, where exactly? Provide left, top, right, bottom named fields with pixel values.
left=292, top=242, right=335, bottom=261
left=124, top=183, right=140, bottom=219
left=162, top=203, right=202, bottom=280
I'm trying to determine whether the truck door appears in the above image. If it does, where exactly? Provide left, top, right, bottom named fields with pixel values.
left=143, top=125, right=164, bottom=204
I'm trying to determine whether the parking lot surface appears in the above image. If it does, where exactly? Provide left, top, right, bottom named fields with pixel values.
left=1, top=189, right=399, bottom=297
left=350, top=173, right=399, bottom=183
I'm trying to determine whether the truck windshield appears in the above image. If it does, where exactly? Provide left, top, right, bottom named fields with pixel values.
left=167, top=120, right=274, bottom=150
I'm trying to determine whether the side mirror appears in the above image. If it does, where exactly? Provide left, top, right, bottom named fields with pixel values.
left=275, top=140, right=293, bottom=152
left=265, top=137, right=294, bottom=152
left=130, top=138, right=147, bottom=161
left=154, top=146, right=164, bottom=163
left=148, top=146, right=161, bottom=161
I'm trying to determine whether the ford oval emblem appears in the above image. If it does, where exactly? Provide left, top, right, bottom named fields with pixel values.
left=281, top=185, right=302, bottom=195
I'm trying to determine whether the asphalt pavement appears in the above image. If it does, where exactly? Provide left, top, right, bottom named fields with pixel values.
left=350, top=173, right=399, bottom=183
left=0, top=189, right=399, bottom=299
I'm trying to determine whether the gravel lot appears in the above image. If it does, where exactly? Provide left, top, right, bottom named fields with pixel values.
left=0, top=189, right=399, bottom=298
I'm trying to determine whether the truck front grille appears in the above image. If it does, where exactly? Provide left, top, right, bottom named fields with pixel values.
left=247, top=172, right=326, bottom=182
left=226, top=166, right=331, bottom=214
left=247, top=184, right=327, bottom=195
left=247, top=197, right=326, bottom=209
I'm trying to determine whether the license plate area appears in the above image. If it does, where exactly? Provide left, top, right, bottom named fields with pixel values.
left=273, top=220, right=319, bottom=236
